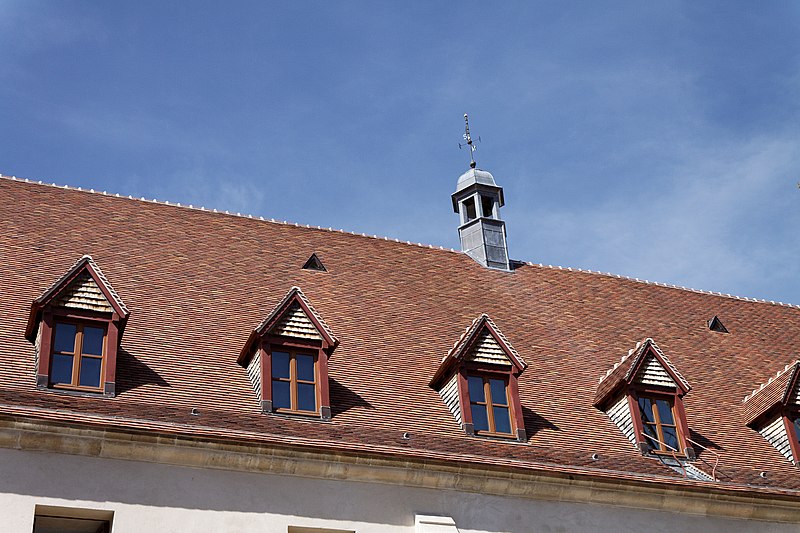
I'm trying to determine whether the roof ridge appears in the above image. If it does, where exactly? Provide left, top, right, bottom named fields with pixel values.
left=0, top=174, right=460, bottom=255
left=743, top=360, right=800, bottom=403
left=5, top=173, right=800, bottom=311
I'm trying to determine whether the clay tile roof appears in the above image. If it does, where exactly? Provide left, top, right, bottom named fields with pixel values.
left=742, top=361, right=800, bottom=426
left=7, top=176, right=800, bottom=495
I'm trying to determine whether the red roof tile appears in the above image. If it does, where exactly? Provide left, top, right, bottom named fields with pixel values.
left=4, top=176, right=800, bottom=494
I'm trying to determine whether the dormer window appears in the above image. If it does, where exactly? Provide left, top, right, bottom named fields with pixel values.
left=271, top=349, right=318, bottom=414
left=595, top=338, right=694, bottom=458
left=239, top=287, right=338, bottom=420
left=637, top=395, right=681, bottom=454
left=25, top=255, right=129, bottom=397
left=431, top=314, right=527, bottom=442
left=468, top=375, right=512, bottom=436
left=743, top=360, right=800, bottom=465
left=51, top=322, right=106, bottom=389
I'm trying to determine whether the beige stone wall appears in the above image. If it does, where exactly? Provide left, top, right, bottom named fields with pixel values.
left=2, top=447, right=798, bottom=533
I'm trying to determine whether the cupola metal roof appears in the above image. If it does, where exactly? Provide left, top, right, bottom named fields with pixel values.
left=454, top=167, right=498, bottom=194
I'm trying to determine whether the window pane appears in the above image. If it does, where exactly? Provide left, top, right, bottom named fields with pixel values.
left=79, top=357, right=102, bottom=387
left=297, top=383, right=316, bottom=412
left=472, top=404, right=489, bottom=432
left=642, top=423, right=658, bottom=448
left=272, top=351, right=290, bottom=379
left=296, top=354, right=315, bottom=382
left=656, top=399, right=675, bottom=425
left=794, top=417, right=800, bottom=444
left=489, top=379, right=507, bottom=406
left=51, top=354, right=74, bottom=384
left=54, top=323, right=77, bottom=353
left=493, top=406, right=512, bottom=434
left=82, top=326, right=104, bottom=355
left=638, top=397, right=655, bottom=423
left=468, top=376, right=485, bottom=403
left=663, top=426, right=679, bottom=451
left=272, top=380, right=290, bottom=409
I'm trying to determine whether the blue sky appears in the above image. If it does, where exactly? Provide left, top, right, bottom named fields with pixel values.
left=2, top=2, right=800, bottom=303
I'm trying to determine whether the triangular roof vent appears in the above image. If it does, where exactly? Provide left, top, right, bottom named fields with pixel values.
left=708, top=315, right=728, bottom=333
left=302, top=253, right=327, bottom=272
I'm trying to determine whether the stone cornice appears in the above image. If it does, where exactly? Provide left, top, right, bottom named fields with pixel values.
left=1, top=415, right=800, bottom=523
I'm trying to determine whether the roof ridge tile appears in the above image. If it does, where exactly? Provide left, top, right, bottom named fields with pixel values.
left=4, top=173, right=800, bottom=310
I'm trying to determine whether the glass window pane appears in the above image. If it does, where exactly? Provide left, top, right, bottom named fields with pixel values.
left=272, top=380, right=290, bottom=409
left=642, top=423, right=658, bottom=448
left=54, top=323, right=77, bottom=353
left=272, top=351, right=290, bottom=379
left=794, top=417, right=800, bottom=444
left=638, top=397, right=655, bottom=423
left=79, top=357, right=102, bottom=387
left=468, top=376, right=485, bottom=403
left=493, top=406, right=512, bottom=434
left=663, top=426, right=679, bottom=451
left=489, top=379, right=507, bottom=406
left=656, top=399, right=675, bottom=425
left=296, top=354, right=315, bottom=382
left=51, top=354, right=73, bottom=384
left=472, top=404, right=489, bottom=432
left=82, top=326, right=105, bottom=355
left=297, top=383, right=316, bottom=412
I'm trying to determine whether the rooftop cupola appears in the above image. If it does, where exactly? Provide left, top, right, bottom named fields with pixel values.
left=452, top=114, right=510, bottom=270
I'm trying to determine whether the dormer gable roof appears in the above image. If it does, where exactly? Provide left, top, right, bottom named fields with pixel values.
left=430, top=314, right=525, bottom=389
left=238, top=286, right=338, bottom=365
left=743, top=360, right=800, bottom=426
left=594, top=338, right=691, bottom=408
left=25, top=254, right=129, bottom=341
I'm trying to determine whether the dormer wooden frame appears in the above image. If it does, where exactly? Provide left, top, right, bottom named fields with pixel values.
left=25, top=257, right=129, bottom=397
left=431, top=315, right=527, bottom=442
left=604, top=343, right=693, bottom=458
left=239, top=287, right=338, bottom=420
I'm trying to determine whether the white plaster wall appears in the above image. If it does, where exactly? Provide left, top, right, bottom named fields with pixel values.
left=0, top=447, right=796, bottom=533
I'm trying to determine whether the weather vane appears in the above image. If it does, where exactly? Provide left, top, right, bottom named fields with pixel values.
left=459, top=113, right=480, bottom=169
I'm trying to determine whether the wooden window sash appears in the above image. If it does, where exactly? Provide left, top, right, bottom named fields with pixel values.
left=271, top=349, right=319, bottom=416
left=50, top=322, right=106, bottom=392
left=469, top=375, right=514, bottom=437
left=639, top=395, right=682, bottom=455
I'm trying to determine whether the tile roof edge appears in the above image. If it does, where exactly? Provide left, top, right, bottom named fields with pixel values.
left=743, top=360, right=800, bottom=404
left=4, top=174, right=799, bottom=311
left=0, top=174, right=461, bottom=255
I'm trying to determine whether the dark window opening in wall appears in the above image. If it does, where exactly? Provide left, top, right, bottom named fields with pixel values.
left=33, top=505, right=113, bottom=533
left=481, top=195, right=494, bottom=218
left=271, top=349, right=318, bottom=414
left=463, top=197, right=477, bottom=221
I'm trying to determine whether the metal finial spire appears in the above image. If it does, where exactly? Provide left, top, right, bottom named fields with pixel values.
left=459, top=113, right=479, bottom=169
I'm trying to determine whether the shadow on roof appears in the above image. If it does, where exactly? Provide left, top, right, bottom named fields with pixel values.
left=329, top=378, right=373, bottom=418
left=521, top=405, right=559, bottom=439
left=114, top=348, right=170, bottom=395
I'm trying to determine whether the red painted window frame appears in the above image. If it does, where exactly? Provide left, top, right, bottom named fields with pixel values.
left=37, top=308, right=121, bottom=397
left=258, top=335, right=332, bottom=420
left=628, top=385, right=692, bottom=458
left=457, top=363, right=525, bottom=442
